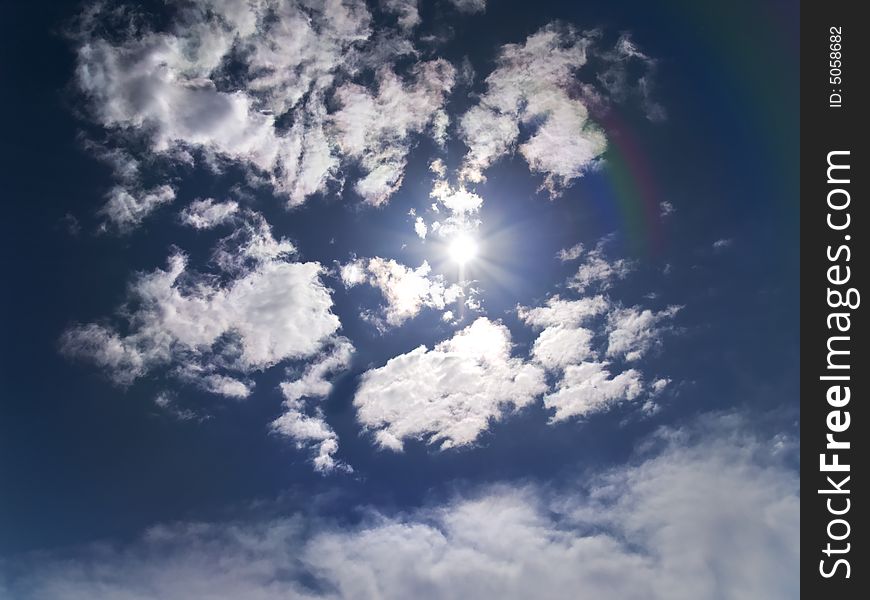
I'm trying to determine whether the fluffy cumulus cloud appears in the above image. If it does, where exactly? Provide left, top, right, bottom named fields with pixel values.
left=458, top=24, right=607, bottom=194
left=340, top=257, right=463, bottom=326
left=354, top=318, right=546, bottom=450
left=1, top=416, right=799, bottom=600
left=529, top=325, right=595, bottom=370
left=72, top=0, right=456, bottom=223
left=544, top=361, right=643, bottom=421
left=518, top=293, right=644, bottom=420
left=61, top=213, right=341, bottom=400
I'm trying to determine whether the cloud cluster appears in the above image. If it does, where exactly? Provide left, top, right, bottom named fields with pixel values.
left=348, top=242, right=679, bottom=451
left=61, top=213, right=341, bottom=401
left=518, top=293, right=646, bottom=421
left=354, top=318, right=546, bottom=450
left=272, top=338, right=355, bottom=473
left=1, top=416, right=799, bottom=599
left=73, top=0, right=455, bottom=226
left=329, top=60, right=456, bottom=204
left=567, top=243, right=633, bottom=292
left=458, top=24, right=607, bottom=194
left=515, top=243, right=679, bottom=421
left=64, top=4, right=671, bottom=473
left=340, top=257, right=463, bottom=326
left=425, top=159, right=485, bottom=239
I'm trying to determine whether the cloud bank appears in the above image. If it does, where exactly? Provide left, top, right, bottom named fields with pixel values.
left=1, top=415, right=798, bottom=600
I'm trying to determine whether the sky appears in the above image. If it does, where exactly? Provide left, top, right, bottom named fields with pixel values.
left=0, top=1, right=799, bottom=598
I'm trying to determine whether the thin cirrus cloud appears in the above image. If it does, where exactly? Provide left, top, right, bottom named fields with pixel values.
left=0, top=414, right=798, bottom=600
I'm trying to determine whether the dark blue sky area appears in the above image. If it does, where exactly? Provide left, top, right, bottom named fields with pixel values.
left=0, top=0, right=798, bottom=556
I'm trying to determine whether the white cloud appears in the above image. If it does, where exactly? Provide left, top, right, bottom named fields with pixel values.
left=175, top=365, right=254, bottom=399
left=73, top=0, right=455, bottom=216
left=713, top=238, right=733, bottom=250
left=153, top=391, right=202, bottom=422
left=329, top=61, right=456, bottom=205
left=180, top=198, right=240, bottom=229
left=556, top=242, right=584, bottom=262
left=354, top=318, right=546, bottom=450
left=430, top=179, right=483, bottom=216
left=272, top=338, right=354, bottom=473
left=413, top=216, right=427, bottom=239
left=530, top=325, right=595, bottom=371
left=98, top=184, right=175, bottom=232
left=61, top=216, right=341, bottom=393
left=3, top=416, right=799, bottom=600
left=518, top=272, right=676, bottom=421
left=517, top=295, right=609, bottom=328
left=459, top=24, right=607, bottom=194
left=606, top=305, right=681, bottom=361
left=426, top=172, right=484, bottom=240
left=544, top=361, right=643, bottom=421
left=381, top=0, right=421, bottom=31
left=448, top=0, right=487, bottom=13
left=519, top=295, right=604, bottom=373
left=568, top=247, right=633, bottom=292
left=595, top=33, right=666, bottom=122
left=650, top=377, right=670, bottom=395
left=211, top=213, right=296, bottom=273
left=339, top=257, right=462, bottom=326
left=659, top=200, right=675, bottom=217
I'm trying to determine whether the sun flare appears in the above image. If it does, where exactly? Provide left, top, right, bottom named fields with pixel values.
left=448, top=234, right=478, bottom=266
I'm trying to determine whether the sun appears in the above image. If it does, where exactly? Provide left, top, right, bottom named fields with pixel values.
left=448, top=233, right=478, bottom=266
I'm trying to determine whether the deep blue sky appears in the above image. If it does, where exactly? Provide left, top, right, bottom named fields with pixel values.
left=1, top=0, right=798, bottom=563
